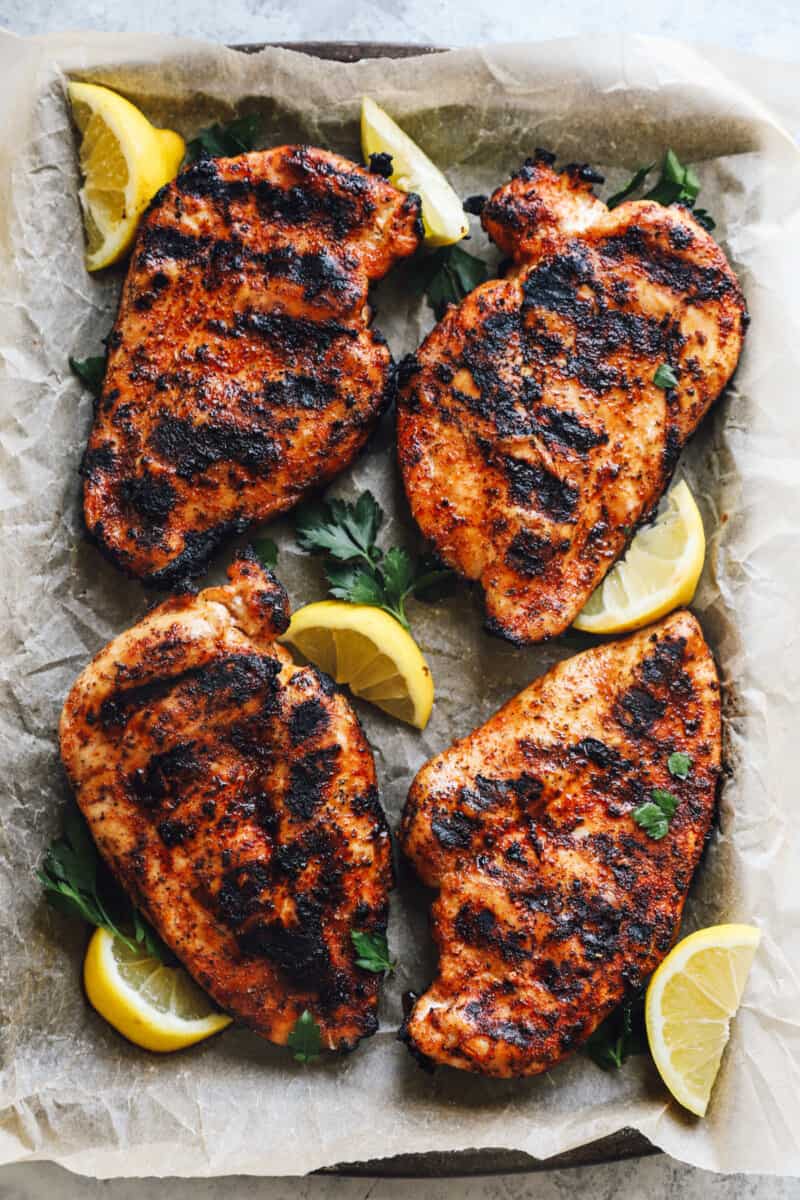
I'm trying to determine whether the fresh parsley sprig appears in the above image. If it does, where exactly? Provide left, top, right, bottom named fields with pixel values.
left=287, top=1009, right=322, bottom=1064
left=253, top=536, right=278, bottom=569
left=416, top=244, right=490, bottom=320
left=69, top=354, right=105, bottom=398
left=184, top=114, right=262, bottom=165
left=668, top=751, right=692, bottom=779
left=584, top=991, right=646, bottom=1070
left=351, top=929, right=395, bottom=974
left=607, top=148, right=716, bottom=231
left=653, top=362, right=679, bottom=391
left=633, top=788, right=680, bottom=840
left=38, top=802, right=167, bottom=960
left=295, top=491, right=452, bottom=630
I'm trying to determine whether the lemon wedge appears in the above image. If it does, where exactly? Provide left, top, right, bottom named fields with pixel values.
left=68, top=81, right=185, bottom=271
left=361, top=96, right=468, bottom=246
left=573, top=480, right=705, bottom=635
left=83, top=927, right=232, bottom=1052
left=646, top=924, right=761, bottom=1117
left=282, top=600, right=434, bottom=729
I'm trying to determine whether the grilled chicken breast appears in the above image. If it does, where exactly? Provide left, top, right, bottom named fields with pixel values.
left=59, top=552, right=392, bottom=1051
left=398, top=152, right=747, bottom=643
left=82, top=146, right=422, bottom=586
left=400, top=610, right=720, bottom=1077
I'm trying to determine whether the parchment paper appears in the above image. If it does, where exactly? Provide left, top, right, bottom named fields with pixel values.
left=0, top=29, right=799, bottom=1179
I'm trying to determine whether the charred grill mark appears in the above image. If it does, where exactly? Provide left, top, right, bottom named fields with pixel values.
left=531, top=406, right=607, bottom=455
left=615, top=685, right=666, bottom=735
left=80, top=442, right=117, bottom=481
left=117, top=472, right=177, bottom=528
left=99, top=653, right=281, bottom=728
left=129, top=741, right=201, bottom=809
left=599, top=227, right=735, bottom=302
left=157, top=818, right=193, bottom=847
left=217, top=861, right=272, bottom=927
left=505, top=529, right=566, bottom=578
left=453, top=905, right=527, bottom=963
left=255, top=178, right=363, bottom=239
left=206, top=308, right=360, bottom=354
left=141, top=518, right=252, bottom=589
left=460, top=774, right=543, bottom=812
left=150, top=414, right=280, bottom=480
left=571, top=737, right=631, bottom=772
left=238, top=894, right=332, bottom=989
left=288, top=699, right=329, bottom=744
left=503, top=458, right=578, bottom=521
left=431, top=809, right=481, bottom=849
left=263, top=374, right=336, bottom=411
left=286, top=746, right=341, bottom=821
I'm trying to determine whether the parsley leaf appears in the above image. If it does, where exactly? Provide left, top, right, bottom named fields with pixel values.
left=69, top=354, right=105, bottom=398
left=253, top=537, right=278, bottom=569
left=287, top=1009, right=322, bottom=1064
left=605, top=149, right=715, bottom=231
left=351, top=929, right=395, bottom=974
left=668, top=751, right=692, bottom=779
left=184, top=114, right=261, bottom=164
left=653, top=363, right=679, bottom=390
left=296, top=491, right=383, bottom=566
left=585, top=991, right=646, bottom=1070
left=607, top=163, right=655, bottom=209
left=419, top=244, right=489, bottom=319
left=38, top=802, right=166, bottom=960
left=294, top=491, right=453, bottom=630
left=634, top=788, right=680, bottom=840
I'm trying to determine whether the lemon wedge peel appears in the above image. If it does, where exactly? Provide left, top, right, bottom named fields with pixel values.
left=645, top=923, right=761, bottom=1117
left=360, top=96, right=468, bottom=247
left=573, top=480, right=706, bottom=635
left=68, top=82, right=185, bottom=271
left=281, top=600, right=434, bottom=730
left=83, top=926, right=232, bottom=1053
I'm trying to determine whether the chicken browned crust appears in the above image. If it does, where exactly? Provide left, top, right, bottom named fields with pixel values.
left=397, top=152, right=747, bottom=644
left=59, top=552, right=392, bottom=1051
left=399, top=610, right=720, bottom=1077
left=82, top=146, right=422, bottom=586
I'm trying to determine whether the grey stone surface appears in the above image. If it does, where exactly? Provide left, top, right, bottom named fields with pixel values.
left=2, top=1, right=800, bottom=1196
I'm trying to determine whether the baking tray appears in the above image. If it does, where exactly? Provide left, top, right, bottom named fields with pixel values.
left=230, top=38, right=658, bottom=1179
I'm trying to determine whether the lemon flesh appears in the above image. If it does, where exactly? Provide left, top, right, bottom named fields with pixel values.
left=84, top=927, right=232, bottom=1052
left=361, top=96, right=468, bottom=247
left=573, top=480, right=706, bottom=635
left=645, top=924, right=760, bottom=1117
left=281, top=600, right=434, bottom=729
left=68, top=82, right=185, bottom=271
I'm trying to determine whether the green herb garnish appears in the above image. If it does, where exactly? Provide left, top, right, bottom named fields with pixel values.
left=606, top=148, right=715, bottom=231
left=38, top=802, right=166, bottom=959
left=295, top=490, right=452, bottom=630
left=633, top=788, right=680, bottom=840
left=69, top=354, right=105, bottom=398
left=287, top=1009, right=322, bottom=1064
left=585, top=991, right=646, bottom=1070
left=607, top=163, right=656, bottom=209
left=184, top=114, right=262, bottom=164
left=351, top=929, right=395, bottom=974
left=418, top=244, right=489, bottom=319
left=653, top=362, right=679, bottom=390
left=253, top=537, right=278, bottom=569
left=667, top=751, right=692, bottom=779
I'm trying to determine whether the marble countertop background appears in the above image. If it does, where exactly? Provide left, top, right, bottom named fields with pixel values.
left=2, top=1, right=800, bottom=1196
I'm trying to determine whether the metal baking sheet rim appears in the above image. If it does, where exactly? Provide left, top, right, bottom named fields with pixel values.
left=229, top=37, right=659, bottom=1180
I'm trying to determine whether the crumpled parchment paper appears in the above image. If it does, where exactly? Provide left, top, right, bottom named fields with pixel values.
left=0, top=28, right=799, bottom=1180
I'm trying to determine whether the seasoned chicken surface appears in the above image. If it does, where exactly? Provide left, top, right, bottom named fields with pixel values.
left=83, top=146, right=422, bottom=586
left=400, top=610, right=720, bottom=1077
left=59, top=553, right=392, bottom=1051
left=398, top=152, right=747, bottom=643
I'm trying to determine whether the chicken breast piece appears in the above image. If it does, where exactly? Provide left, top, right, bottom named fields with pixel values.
left=398, top=152, right=747, bottom=644
left=399, top=610, right=720, bottom=1077
left=59, top=552, right=392, bottom=1051
left=83, top=146, right=422, bottom=586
